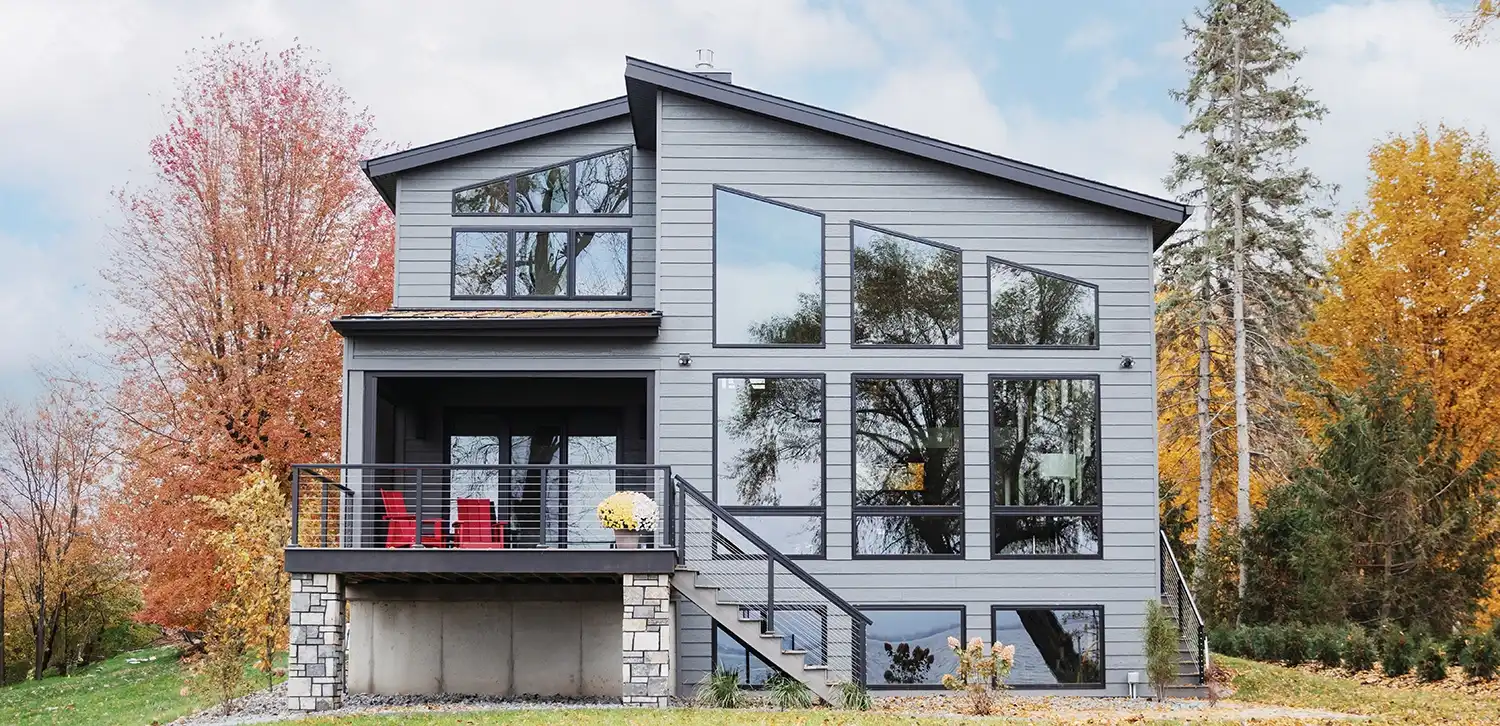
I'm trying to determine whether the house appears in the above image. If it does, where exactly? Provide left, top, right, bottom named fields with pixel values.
left=281, top=56, right=1202, bottom=712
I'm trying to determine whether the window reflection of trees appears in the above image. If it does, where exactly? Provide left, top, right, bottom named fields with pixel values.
left=716, top=376, right=825, bottom=555
left=851, top=224, right=962, bottom=347
left=989, top=259, right=1097, bottom=347
left=994, top=607, right=1103, bottom=685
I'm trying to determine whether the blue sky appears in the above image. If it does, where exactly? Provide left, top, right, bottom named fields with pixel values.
left=0, top=0, right=1495, bottom=401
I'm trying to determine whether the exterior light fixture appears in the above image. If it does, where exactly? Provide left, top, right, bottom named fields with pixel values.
left=678, top=352, right=692, bottom=367
left=1119, top=355, right=1135, bottom=369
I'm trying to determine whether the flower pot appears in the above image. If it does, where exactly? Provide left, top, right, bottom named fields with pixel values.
left=614, top=529, right=641, bottom=549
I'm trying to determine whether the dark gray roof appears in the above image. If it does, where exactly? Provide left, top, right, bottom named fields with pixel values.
left=361, top=96, right=630, bottom=206
left=622, top=57, right=1187, bottom=244
left=360, top=58, right=1189, bottom=245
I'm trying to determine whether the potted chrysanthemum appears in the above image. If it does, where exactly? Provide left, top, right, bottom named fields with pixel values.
left=596, top=491, right=660, bottom=549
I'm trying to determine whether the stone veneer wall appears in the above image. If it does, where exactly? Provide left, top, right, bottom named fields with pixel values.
left=288, top=573, right=346, bottom=712
left=621, top=573, right=673, bottom=706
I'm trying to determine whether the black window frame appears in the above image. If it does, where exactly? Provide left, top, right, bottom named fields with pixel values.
left=451, top=146, right=633, bottom=218
left=711, top=185, right=827, bottom=349
left=851, top=373, right=965, bottom=561
left=711, top=373, right=827, bottom=560
left=711, top=604, right=829, bottom=687
left=858, top=604, right=966, bottom=690
left=990, top=604, right=1106, bottom=689
left=986, top=256, right=1100, bottom=350
left=989, top=373, right=1104, bottom=560
left=849, top=221, right=964, bottom=350
left=450, top=227, right=632, bottom=301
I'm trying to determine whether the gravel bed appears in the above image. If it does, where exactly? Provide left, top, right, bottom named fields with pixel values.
left=170, top=686, right=623, bottom=726
left=874, top=693, right=1365, bottom=721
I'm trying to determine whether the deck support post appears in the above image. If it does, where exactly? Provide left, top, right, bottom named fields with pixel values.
left=621, top=573, right=673, bottom=706
left=288, top=572, right=345, bottom=711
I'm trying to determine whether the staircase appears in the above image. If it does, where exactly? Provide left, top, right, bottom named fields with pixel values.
left=1160, top=530, right=1210, bottom=698
left=666, top=476, right=870, bottom=704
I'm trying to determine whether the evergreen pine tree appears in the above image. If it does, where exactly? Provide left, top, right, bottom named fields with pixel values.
left=1160, top=0, right=1331, bottom=595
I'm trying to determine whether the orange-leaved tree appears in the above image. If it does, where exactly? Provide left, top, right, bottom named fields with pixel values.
left=105, top=41, right=392, bottom=632
left=1307, top=126, right=1500, bottom=624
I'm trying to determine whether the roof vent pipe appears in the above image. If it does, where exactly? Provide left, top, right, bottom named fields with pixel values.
left=692, top=48, right=732, bottom=84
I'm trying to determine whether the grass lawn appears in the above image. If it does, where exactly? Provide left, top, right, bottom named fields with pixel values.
left=0, top=645, right=281, bottom=726
left=1225, top=655, right=1500, bottom=725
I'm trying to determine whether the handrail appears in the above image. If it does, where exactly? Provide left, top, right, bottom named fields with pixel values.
left=1159, top=529, right=1205, bottom=628
left=672, top=475, right=872, bottom=626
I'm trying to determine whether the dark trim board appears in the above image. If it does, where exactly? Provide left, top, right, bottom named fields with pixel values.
left=622, top=57, right=1187, bottom=245
left=990, top=604, right=1107, bottom=690
left=283, top=546, right=678, bottom=576
left=330, top=313, right=661, bottom=339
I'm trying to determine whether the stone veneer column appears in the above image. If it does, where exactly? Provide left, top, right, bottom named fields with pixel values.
left=621, top=573, right=673, bottom=706
left=288, top=573, right=345, bottom=712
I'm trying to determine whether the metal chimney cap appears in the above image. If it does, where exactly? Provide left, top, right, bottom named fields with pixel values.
left=695, top=48, right=715, bottom=69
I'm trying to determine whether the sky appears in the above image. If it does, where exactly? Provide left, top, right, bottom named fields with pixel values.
left=1, top=0, right=1497, bottom=401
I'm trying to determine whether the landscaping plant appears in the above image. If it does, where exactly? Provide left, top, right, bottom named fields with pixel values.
left=766, top=674, right=814, bottom=710
left=1343, top=627, right=1376, bottom=673
left=1417, top=640, right=1448, bottom=682
left=695, top=665, right=746, bottom=708
left=1380, top=625, right=1415, bottom=677
left=940, top=636, right=1013, bottom=715
left=835, top=680, right=872, bottom=711
left=1461, top=633, right=1500, bottom=680
left=1277, top=624, right=1308, bottom=666
left=1310, top=626, right=1343, bottom=668
left=1143, top=600, right=1180, bottom=701
left=1246, top=626, right=1276, bottom=662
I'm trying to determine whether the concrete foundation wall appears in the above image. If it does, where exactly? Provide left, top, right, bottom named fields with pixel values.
left=345, top=583, right=622, bottom=697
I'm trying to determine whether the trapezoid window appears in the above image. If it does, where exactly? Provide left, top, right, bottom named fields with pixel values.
left=988, top=258, right=1098, bottom=347
left=714, top=375, right=825, bottom=557
left=851, top=223, right=962, bottom=346
left=852, top=375, right=963, bottom=558
left=452, top=147, right=631, bottom=216
left=712, top=187, right=824, bottom=346
left=990, top=376, right=1102, bottom=558
left=992, top=607, right=1104, bottom=687
left=452, top=229, right=629, bottom=299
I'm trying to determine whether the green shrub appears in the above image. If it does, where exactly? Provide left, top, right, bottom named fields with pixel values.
left=1276, top=625, right=1308, bottom=666
left=835, top=681, right=872, bottom=711
left=1462, top=633, right=1500, bottom=680
left=766, top=673, right=814, bottom=709
left=1446, top=633, right=1471, bottom=667
left=1309, top=626, right=1343, bottom=669
left=1143, top=600, right=1180, bottom=702
left=696, top=665, right=746, bottom=708
left=1380, top=626, right=1415, bottom=677
left=1245, top=626, right=1276, bottom=662
left=1209, top=626, right=1237, bottom=657
left=1343, top=628, right=1376, bottom=673
left=1417, top=640, right=1448, bottom=682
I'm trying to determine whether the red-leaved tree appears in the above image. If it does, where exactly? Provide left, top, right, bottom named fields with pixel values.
left=105, top=41, right=392, bottom=631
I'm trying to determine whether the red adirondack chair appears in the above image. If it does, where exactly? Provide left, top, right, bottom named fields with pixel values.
left=379, top=489, right=447, bottom=548
left=455, top=497, right=506, bottom=549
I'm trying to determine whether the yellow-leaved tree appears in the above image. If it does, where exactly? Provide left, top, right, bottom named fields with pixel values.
left=1307, top=125, right=1500, bottom=623
left=197, top=465, right=290, bottom=685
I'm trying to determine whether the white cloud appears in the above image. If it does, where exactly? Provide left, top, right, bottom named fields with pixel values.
left=1064, top=18, right=1119, bottom=53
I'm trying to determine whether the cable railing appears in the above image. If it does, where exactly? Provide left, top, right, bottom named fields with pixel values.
left=1160, top=529, right=1207, bottom=684
left=670, top=475, right=871, bottom=688
left=289, top=464, right=674, bottom=550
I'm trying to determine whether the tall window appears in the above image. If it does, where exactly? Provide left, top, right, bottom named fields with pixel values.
left=853, top=376, right=963, bottom=557
left=714, top=376, right=824, bottom=556
left=713, top=187, right=824, bottom=346
left=992, top=607, right=1103, bottom=687
left=452, top=229, right=630, bottom=299
left=851, top=223, right=962, bottom=347
left=452, top=147, right=631, bottom=216
left=990, top=376, right=1101, bottom=557
left=861, top=607, right=964, bottom=688
left=988, top=258, right=1098, bottom=347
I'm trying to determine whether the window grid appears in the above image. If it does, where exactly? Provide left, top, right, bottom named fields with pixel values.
left=450, top=228, right=631, bottom=300
left=451, top=147, right=632, bottom=217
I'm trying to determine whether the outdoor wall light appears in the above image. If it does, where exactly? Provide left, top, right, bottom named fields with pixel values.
left=1120, top=355, right=1135, bottom=369
left=678, top=352, right=692, bottom=367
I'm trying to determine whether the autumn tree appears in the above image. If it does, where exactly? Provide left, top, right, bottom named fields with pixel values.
left=0, top=380, right=132, bottom=679
left=198, top=465, right=290, bottom=687
left=1159, top=0, right=1331, bottom=593
left=105, top=41, right=393, bottom=631
left=1457, top=0, right=1498, bottom=45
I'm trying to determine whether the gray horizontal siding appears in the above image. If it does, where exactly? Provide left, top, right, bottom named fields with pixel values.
left=393, top=116, right=656, bottom=310
left=654, top=91, right=1160, bottom=696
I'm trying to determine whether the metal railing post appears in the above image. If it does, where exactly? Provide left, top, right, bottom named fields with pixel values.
left=661, top=470, right=673, bottom=549
left=289, top=467, right=301, bottom=547
left=766, top=557, right=776, bottom=633
left=413, top=468, right=426, bottom=549
left=854, top=618, right=867, bottom=687
left=321, top=476, right=330, bottom=548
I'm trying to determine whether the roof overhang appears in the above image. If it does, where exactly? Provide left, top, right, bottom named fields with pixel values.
left=622, top=57, right=1188, bottom=246
left=360, top=97, right=631, bottom=207
left=330, top=310, right=662, bottom=339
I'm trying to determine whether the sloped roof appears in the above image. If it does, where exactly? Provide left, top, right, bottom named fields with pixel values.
left=361, top=58, right=1189, bottom=245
